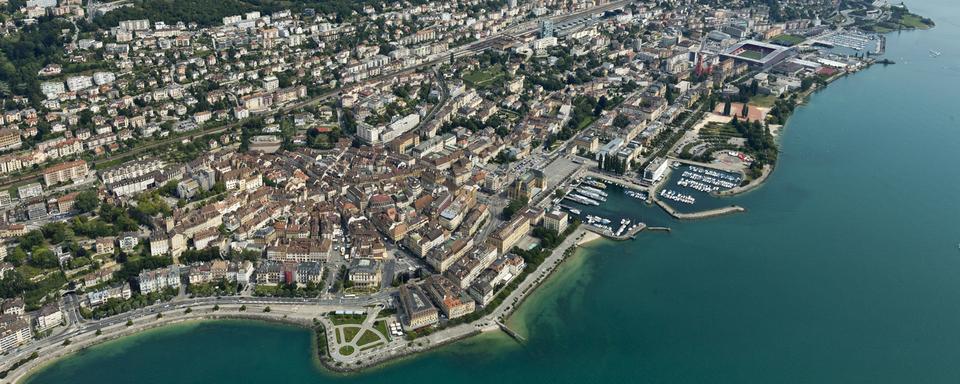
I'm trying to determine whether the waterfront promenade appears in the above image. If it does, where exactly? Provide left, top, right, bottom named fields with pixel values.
left=3, top=227, right=600, bottom=381
left=5, top=301, right=358, bottom=383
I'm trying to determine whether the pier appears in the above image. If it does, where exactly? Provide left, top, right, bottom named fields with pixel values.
left=584, top=170, right=650, bottom=192
left=496, top=320, right=526, bottom=344
left=654, top=199, right=745, bottom=220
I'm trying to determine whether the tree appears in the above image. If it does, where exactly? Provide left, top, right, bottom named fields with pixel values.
left=29, top=247, right=59, bottom=269
left=722, top=100, right=732, bottom=116
left=741, top=103, right=749, bottom=118
left=74, top=190, right=99, bottom=213
left=239, top=305, right=246, bottom=312
left=502, top=197, right=528, bottom=220
left=613, top=114, right=630, bottom=128
left=263, top=306, right=271, bottom=313
left=125, top=319, right=133, bottom=326
left=593, top=96, right=608, bottom=116
left=212, top=304, right=220, bottom=311
left=95, top=329, right=102, bottom=336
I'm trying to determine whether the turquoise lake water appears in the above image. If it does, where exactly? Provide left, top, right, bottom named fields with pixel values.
left=25, top=0, right=960, bottom=382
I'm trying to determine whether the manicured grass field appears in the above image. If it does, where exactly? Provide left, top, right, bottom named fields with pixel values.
left=341, top=326, right=361, bottom=342
left=737, top=50, right=765, bottom=60
left=374, top=320, right=391, bottom=341
left=329, top=314, right=365, bottom=325
left=356, top=330, right=382, bottom=347
left=339, top=346, right=355, bottom=356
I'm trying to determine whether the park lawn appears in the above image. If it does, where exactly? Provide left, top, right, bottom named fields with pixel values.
left=374, top=320, right=391, bottom=341
left=253, top=285, right=279, bottom=296
left=335, top=328, right=342, bottom=344
left=749, top=94, right=778, bottom=108
left=341, top=326, right=361, bottom=342
left=576, top=115, right=596, bottom=130
left=329, top=314, right=365, bottom=325
left=463, top=65, right=505, bottom=88
left=339, top=345, right=355, bottom=356
left=356, top=330, right=382, bottom=347
left=896, top=13, right=931, bottom=29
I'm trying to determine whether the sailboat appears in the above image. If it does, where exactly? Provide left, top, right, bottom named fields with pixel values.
left=930, top=49, right=942, bottom=57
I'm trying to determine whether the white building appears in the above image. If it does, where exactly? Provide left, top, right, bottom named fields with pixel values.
left=66, top=76, right=94, bottom=92
left=40, top=81, right=65, bottom=99
left=92, top=72, right=117, bottom=85
left=33, top=303, right=63, bottom=332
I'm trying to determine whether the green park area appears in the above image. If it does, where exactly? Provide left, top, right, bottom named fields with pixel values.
left=463, top=64, right=506, bottom=88
left=356, top=330, right=381, bottom=347
left=749, top=94, right=778, bottom=108
left=329, top=313, right=365, bottom=326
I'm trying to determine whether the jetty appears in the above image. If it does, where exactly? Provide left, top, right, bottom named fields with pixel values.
left=496, top=320, right=526, bottom=344
left=654, top=199, right=745, bottom=220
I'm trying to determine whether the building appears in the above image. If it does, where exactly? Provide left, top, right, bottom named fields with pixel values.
left=0, top=129, right=21, bottom=151
left=17, top=182, right=43, bottom=199
left=137, top=265, right=181, bottom=294
left=0, top=317, right=32, bottom=353
left=508, top=170, right=545, bottom=201
left=539, top=19, right=554, bottom=38
left=249, top=135, right=283, bottom=153
left=490, top=214, right=530, bottom=254
left=469, top=254, right=526, bottom=306
left=34, top=302, right=63, bottom=332
left=642, top=157, right=670, bottom=183
left=118, top=232, right=139, bottom=252
left=719, top=40, right=794, bottom=69
left=255, top=260, right=282, bottom=285
left=348, top=258, right=382, bottom=288
left=1, top=298, right=24, bottom=316
left=42, top=160, right=88, bottom=186
left=85, top=283, right=132, bottom=307
left=422, top=275, right=475, bottom=320
left=95, top=237, right=115, bottom=255
left=399, top=284, right=439, bottom=331
left=543, top=210, right=569, bottom=233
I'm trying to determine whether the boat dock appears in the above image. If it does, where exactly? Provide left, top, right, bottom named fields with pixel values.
left=584, top=170, right=650, bottom=192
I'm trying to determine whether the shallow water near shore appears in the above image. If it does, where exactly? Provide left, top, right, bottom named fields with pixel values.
left=24, top=0, right=960, bottom=382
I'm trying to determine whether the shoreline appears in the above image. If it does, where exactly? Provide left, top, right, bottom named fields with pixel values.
left=11, top=311, right=317, bottom=384
left=11, top=228, right=606, bottom=383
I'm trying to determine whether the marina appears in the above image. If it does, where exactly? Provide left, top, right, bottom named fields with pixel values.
left=654, top=163, right=744, bottom=214
left=557, top=177, right=669, bottom=240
